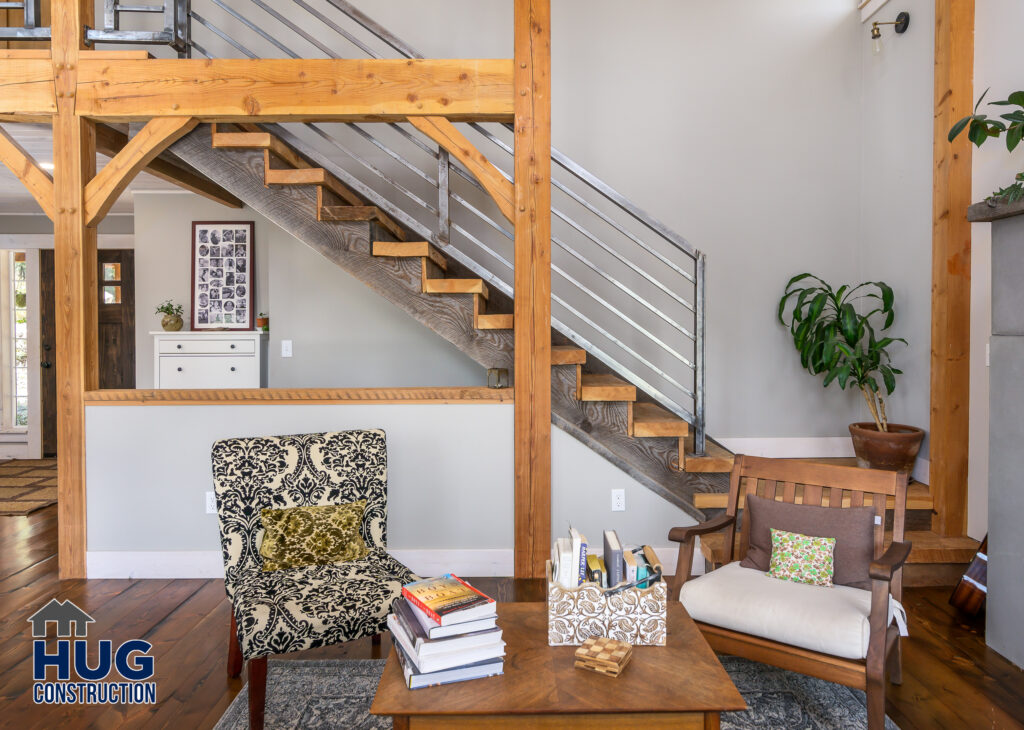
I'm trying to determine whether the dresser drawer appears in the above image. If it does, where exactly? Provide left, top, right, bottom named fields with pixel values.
left=158, top=339, right=255, bottom=355
left=158, top=356, right=258, bottom=389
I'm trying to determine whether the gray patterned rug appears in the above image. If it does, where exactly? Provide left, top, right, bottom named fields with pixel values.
left=214, top=657, right=899, bottom=729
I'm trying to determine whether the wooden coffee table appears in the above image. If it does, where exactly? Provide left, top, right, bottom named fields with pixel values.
left=371, top=601, right=745, bottom=729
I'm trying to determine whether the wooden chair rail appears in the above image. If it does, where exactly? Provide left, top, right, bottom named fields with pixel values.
left=82, top=387, right=513, bottom=406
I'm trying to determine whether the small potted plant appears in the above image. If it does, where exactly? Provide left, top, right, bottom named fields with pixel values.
left=948, top=88, right=1024, bottom=205
left=778, top=274, right=924, bottom=472
left=256, top=312, right=269, bottom=332
left=155, top=300, right=184, bottom=332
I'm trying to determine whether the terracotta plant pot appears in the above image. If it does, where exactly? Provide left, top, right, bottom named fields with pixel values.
left=256, top=316, right=269, bottom=332
left=848, top=422, right=925, bottom=473
left=161, top=313, right=184, bottom=332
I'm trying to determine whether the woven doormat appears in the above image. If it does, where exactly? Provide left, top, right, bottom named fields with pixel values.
left=0, top=458, right=58, bottom=515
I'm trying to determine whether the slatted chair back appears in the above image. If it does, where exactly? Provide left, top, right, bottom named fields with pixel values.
left=722, top=455, right=909, bottom=600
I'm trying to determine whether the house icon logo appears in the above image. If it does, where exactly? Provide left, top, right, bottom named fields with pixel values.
left=27, top=599, right=95, bottom=638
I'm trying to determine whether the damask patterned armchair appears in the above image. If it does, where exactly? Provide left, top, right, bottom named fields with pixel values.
left=211, top=429, right=415, bottom=730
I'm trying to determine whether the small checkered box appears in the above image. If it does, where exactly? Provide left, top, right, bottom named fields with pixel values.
left=574, top=636, right=633, bottom=676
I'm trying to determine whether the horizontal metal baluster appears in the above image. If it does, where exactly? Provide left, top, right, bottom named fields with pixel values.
left=190, top=11, right=258, bottom=58
left=346, top=124, right=438, bottom=186
left=270, top=125, right=436, bottom=243
left=290, top=0, right=380, bottom=58
left=389, top=123, right=439, bottom=158
left=305, top=124, right=438, bottom=216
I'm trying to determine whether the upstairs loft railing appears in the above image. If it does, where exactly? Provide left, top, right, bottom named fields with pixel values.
left=2, top=0, right=708, bottom=456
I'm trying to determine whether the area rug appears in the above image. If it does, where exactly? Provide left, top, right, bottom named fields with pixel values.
left=0, top=458, right=57, bottom=515
left=213, top=656, right=899, bottom=729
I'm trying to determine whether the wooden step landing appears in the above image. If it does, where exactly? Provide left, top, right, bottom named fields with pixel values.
left=551, top=345, right=586, bottom=366
left=423, top=278, right=488, bottom=298
left=630, top=401, right=689, bottom=438
left=578, top=372, right=636, bottom=402
left=683, top=441, right=734, bottom=473
left=372, top=241, right=446, bottom=270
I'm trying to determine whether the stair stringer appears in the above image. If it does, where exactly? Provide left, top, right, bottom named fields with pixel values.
left=169, top=125, right=724, bottom=520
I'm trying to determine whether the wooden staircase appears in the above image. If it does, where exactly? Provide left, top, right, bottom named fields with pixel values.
left=204, top=123, right=735, bottom=485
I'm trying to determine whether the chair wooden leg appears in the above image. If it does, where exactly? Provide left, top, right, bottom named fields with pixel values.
left=372, top=633, right=382, bottom=646
left=248, top=656, right=268, bottom=730
left=865, top=667, right=886, bottom=730
left=371, top=631, right=382, bottom=658
left=887, top=636, right=903, bottom=686
left=227, top=613, right=243, bottom=679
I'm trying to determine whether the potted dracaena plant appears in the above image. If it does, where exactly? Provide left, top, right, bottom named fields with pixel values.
left=778, top=274, right=924, bottom=472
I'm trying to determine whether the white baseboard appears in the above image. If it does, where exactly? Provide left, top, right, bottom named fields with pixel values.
left=388, top=549, right=513, bottom=577
left=718, top=436, right=930, bottom=486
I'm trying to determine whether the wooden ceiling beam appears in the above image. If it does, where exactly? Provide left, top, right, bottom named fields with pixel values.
left=408, top=116, right=514, bottom=224
left=73, top=58, right=514, bottom=122
left=0, top=57, right=56, bottom=116
left=0, top=124, right=54, bottom=219
left=84, top=116, right=199, bottom=227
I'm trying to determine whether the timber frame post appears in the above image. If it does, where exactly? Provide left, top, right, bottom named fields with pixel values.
left=513, top=0, right=552, bottom=578
left=52, top=0, right=97, bottom=579
left=930, top=0, right=974, bottom=537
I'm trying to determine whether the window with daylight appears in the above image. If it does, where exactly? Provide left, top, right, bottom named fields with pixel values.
left=0, top=251, right=29, bottom=431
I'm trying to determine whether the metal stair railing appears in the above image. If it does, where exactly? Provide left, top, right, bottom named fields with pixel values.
left=141, top=0, right=708, bottom=455
left=0, top=0, right=49, bottom=40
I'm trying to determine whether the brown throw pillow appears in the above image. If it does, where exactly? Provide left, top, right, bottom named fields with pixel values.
left=739, top=494, right=875, bottom=589
left=259, top=501, right=370, bottom=572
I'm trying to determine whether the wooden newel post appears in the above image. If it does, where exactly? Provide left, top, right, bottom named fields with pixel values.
left=513, top=0, right=552, bottom=579
left=52, top=0, right=98, bottom=579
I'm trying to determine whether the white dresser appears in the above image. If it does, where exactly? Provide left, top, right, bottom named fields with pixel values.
left=152, top=331, right=268, bottom=389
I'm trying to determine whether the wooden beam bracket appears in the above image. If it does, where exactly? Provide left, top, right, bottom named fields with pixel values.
left=0, top=125, right=55, bottom=219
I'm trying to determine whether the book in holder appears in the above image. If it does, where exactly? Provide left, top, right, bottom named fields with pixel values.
left=547, top=554, right=667, bottom=647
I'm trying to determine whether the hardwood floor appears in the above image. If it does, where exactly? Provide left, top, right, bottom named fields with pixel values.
left=1, top=504, right=1021, bottom=729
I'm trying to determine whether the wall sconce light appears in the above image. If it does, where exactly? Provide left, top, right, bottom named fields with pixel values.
left=871, top=11, right=910, bottom=55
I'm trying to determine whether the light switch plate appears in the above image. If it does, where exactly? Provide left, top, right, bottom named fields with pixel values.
left=611, top=488, right=626, bottom=512
left=281, top=339, right=293, bottom=358
left=206, top=492, right=217, bottom=514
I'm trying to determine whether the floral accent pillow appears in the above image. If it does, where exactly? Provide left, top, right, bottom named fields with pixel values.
left=259, top=500, right=370, bottom=572
left=767, top=528, right=836, bottom=587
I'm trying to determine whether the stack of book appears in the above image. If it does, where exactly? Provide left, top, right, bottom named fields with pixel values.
left=388, top=574, right=504, bottom=689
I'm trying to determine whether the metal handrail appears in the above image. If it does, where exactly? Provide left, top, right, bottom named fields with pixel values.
left=183, top=0, right=708, bottom=454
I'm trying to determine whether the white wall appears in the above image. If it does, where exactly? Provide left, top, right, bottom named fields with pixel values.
left=84, top=403, right=696, bottom=577
left=967, top=1, right=1024, bottom=539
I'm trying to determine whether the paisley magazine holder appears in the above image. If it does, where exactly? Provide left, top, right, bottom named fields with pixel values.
left=547, top=560, right=668, bottom=646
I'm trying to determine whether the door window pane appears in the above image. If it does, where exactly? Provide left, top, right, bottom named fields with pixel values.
left=102, top=262, right=121, bottom=281
left=103, top=285, right=122, bottom=304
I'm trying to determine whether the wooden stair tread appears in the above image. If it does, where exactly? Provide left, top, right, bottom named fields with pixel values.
left=212, top=131, right=274, bottom=149
left=698, top=529, right=979, bottom=568
left=579, top=373, right=637, bottom=402
left=372, top=240, right=445, bottom=270
left=476, top=313, right=514, bottom=329
left=631, top=401, right=689, bottom=438
left=683, top=441, right=734, bottom=473
left=322, top=206, right=405, bottom=242
left=265, top=166, right=363, bottom=207
left=693, top=480, right=934, bottom=512
left=423, top=278, right=488, bottom=298
left=551, top=345, right=586, bottom=366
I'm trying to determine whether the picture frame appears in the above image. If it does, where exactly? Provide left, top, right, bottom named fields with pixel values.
left=191, top=221, right=255, bottom=330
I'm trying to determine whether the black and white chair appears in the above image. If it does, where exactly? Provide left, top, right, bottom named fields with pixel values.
left=211, top=429, right=415, bottom=730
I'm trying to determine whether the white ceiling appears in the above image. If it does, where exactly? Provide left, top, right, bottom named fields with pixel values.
left=0, top=123, right=181, bottom=216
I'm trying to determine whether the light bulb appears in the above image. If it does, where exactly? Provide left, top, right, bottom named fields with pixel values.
left=872, top=36, right=883, bottom=55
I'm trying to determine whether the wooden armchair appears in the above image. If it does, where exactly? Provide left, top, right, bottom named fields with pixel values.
left=670, top=455, right=911, bottom=730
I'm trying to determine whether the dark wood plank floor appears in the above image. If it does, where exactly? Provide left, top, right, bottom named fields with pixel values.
left=1, top=505, right=1021, bottom=729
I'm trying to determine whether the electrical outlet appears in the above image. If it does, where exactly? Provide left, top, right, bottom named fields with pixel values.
left=281, top=339, right=293, bottom=358
left=206, top=492, right=217, bottom=514
left=611, top=488, right=626, bottom=512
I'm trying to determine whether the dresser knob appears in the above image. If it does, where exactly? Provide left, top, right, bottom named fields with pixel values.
left=230, top=344, right=235, bottom=349
left=177, top=367, right=183, bottom=372
left=176, top=344, right=182, bottom=349
left=230, top=366, right=236, bottom=372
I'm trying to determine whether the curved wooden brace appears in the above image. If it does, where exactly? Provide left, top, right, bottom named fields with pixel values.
left=0, top=126, right=55, bottom=220
left=407, top=116, right=515, bottom=224
left=84, top=116, right=199, bottom=227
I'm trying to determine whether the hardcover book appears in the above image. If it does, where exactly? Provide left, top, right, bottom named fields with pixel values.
left=401, top=574, right=496, bottom=626
left=604, top=529, right=624, bottom=587
left=394, top=636, right=504, bottom=690
left=392, top=598, right=502, bottom=656
left=387, top=613, right=506, bottom=674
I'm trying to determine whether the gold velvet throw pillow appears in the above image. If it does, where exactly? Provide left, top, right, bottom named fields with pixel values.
left=259, top=501, right=369, bottom=572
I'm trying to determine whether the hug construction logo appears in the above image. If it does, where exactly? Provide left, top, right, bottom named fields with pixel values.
left=27, top=598, right=157, bottom=705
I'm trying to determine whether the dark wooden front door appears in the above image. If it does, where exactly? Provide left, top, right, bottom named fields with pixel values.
left=39, top=249, right=136, bottom=456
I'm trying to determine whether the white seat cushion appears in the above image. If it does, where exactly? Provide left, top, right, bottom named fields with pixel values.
left=680, top=562, right=875, bottom=659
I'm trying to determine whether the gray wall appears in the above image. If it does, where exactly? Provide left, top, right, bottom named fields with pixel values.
left=132, top=191, right=482, bottom=388
left=85, top=403, right=694, bottom=554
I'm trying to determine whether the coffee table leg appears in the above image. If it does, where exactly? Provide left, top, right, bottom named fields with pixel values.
left=704, top=711, right=720, bottom=730
left=392, top=715, right=409, bottom=730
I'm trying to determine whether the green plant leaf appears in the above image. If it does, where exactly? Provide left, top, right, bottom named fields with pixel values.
left=1007, top=123, right=1023, bottom=152
left=970, top=121, right=991, bottom=146
left=880, top=365, right=896, bottom=395
left=839, top=303, right=859, bottom=344
left=948, top=114, right=974, bottom=142
left=837, top=364, right=851, bottom=389
left=975, top=87, right=990, bottom=113
left=884, top=309, right=894, bottom=329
